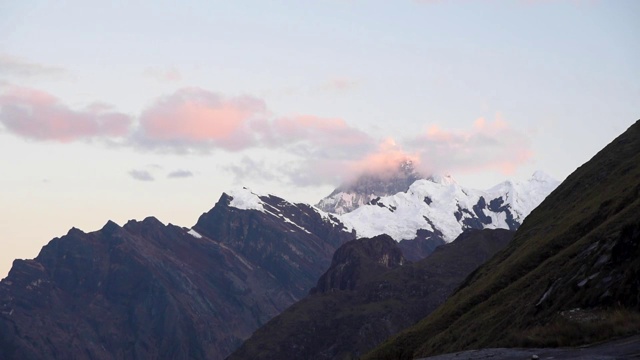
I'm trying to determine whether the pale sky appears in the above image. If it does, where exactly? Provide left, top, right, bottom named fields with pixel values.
left=1, top=0, right=638, bottom=278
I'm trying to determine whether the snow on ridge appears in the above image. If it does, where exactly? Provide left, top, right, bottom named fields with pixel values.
left=225, top=186, right=352, bottom=235
left=187, top=229, right=203, bottom=239
left=227, top=187, right=267, bottom=212
left=341, top=171, right=559, bottom=243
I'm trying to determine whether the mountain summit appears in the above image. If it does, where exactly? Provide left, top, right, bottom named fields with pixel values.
left=341, top=171, right=560, bottom=243
left=316, top=159, right=424, bottom=214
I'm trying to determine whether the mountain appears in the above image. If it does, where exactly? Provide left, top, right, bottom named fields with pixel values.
left=367, top=120, right=640, bottom=359
left=316, top=159, right=424, bottom=214
left=228, top=229, right=513, bottom=360
left=0, top=188, right=354, bottom=360
left=342, top=170, right=559, bottom=243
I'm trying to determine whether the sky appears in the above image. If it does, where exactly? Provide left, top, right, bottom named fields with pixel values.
left=1, top=0, right=638, bottom=278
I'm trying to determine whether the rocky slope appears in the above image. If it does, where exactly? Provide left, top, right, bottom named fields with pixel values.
left=367, top=120, right=640, bottom=359
left=0, top=189, right=354, bottom=360
left=228, top=229, right=513, bottom=360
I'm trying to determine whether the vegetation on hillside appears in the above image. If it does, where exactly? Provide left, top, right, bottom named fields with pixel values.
left=366, top=119, right=640, bottom=359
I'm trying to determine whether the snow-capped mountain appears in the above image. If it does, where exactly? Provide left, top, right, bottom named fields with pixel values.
left=341, top=171, right=560, bottom=243
left=316, top=160, right=424, bottom=214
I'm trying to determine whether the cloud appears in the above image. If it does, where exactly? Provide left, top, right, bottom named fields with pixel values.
left=134, top=88, right=376, bottom=158
left=224, top=156, right=280, bottom=183
left=0, top=86, right=132, bottom=142
left=143, top=66, right=181, bottom=82
left=0, top=85, right=533, bottom=187
left=319, top=77, right=359, bottom=92
left=266, top=115, right=375, bottom=159
left=135, top=87, right=267, bottom=151
left=129, top=169, right=155, bottom=181
left=0, top=54, right=66, bottom=78
left=167, top=169, right=193, bottom=178
left=406, top=115, right=532, bottom=175
left=351, top=138, right=420, bottom=176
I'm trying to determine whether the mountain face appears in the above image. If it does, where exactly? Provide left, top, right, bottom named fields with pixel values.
left=311, top=234, right=406, bottom=294
left=342, top=171, right=559, bottom=243
left=228, top=229, right=513, bottom=360
left=367, top=120, right=640, bottom=359
left=316, top=159, right=424, bottom=214
left=0, top=189, right=354, bottom=360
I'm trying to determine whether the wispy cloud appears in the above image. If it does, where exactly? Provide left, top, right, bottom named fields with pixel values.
left=129, top=169, right=155, bottom=181
left=224, top=156, right=280, bottom=183
left=0, top=86, right=132, bottom=142
left=0, top=54, right=67, bottom=78
left=319, top=77, right=359, bottom=92
left=143, top=66, right=182, bottom=82
left=167, top=169, right=193, bottom=178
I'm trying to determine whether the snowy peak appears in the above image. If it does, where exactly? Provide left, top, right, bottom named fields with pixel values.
left=316, top=159, right=425, bottom=214
left=227, top=187, right=266, bottom=211
left=223, top=186, right=351, bottom=235
left=341, top=171, right=559, bottom=243
left=428, top=174, right=457, bottom=186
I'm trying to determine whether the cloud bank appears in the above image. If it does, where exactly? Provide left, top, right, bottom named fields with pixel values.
left=0, top=85, right=533, bottom=186
left=0, top=87, right=131, bottom=142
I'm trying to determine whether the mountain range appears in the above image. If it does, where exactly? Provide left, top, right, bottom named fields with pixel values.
left=0, top=191, right=353, bottom=360
left=0, top=138, right=578, bottom=359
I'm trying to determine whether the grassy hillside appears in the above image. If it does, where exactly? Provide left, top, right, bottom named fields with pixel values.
left=367, top=119, right=640, bottom=359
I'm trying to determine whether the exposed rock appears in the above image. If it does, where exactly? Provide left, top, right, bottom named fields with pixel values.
left=0, top=192, right=355, bottom=360
left=228, top=229, right=514, bottom=360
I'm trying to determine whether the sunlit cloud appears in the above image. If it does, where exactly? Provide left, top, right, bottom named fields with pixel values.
left=0, top=85, right=533, bottom=186
left=135, top=87, right=267, bottom=152
left=351, top=138, right=420, bottom=177
left=266, top=115, right=375, bottom=159
left=407, top=115, right=533, bottom=175
left=0, top=86, right=132, bottom=142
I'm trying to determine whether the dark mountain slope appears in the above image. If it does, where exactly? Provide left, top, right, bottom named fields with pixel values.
left=228, top=229, right=513, bottom=360
left=0, top=192, right=354, bottom=360
left=367, top=119, right=640, bottom=359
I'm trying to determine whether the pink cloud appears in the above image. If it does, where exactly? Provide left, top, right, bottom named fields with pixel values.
left=137, top=87, right=267, bottom=151
left=0, top=86, right=132, bottom=142
left=136, top=88, right=375, bottom=156
left=268, top=115, right=374, bottom=158
left=408, top=115, right=532, bottom=176
left=351, top=138, right=419, bottom=176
